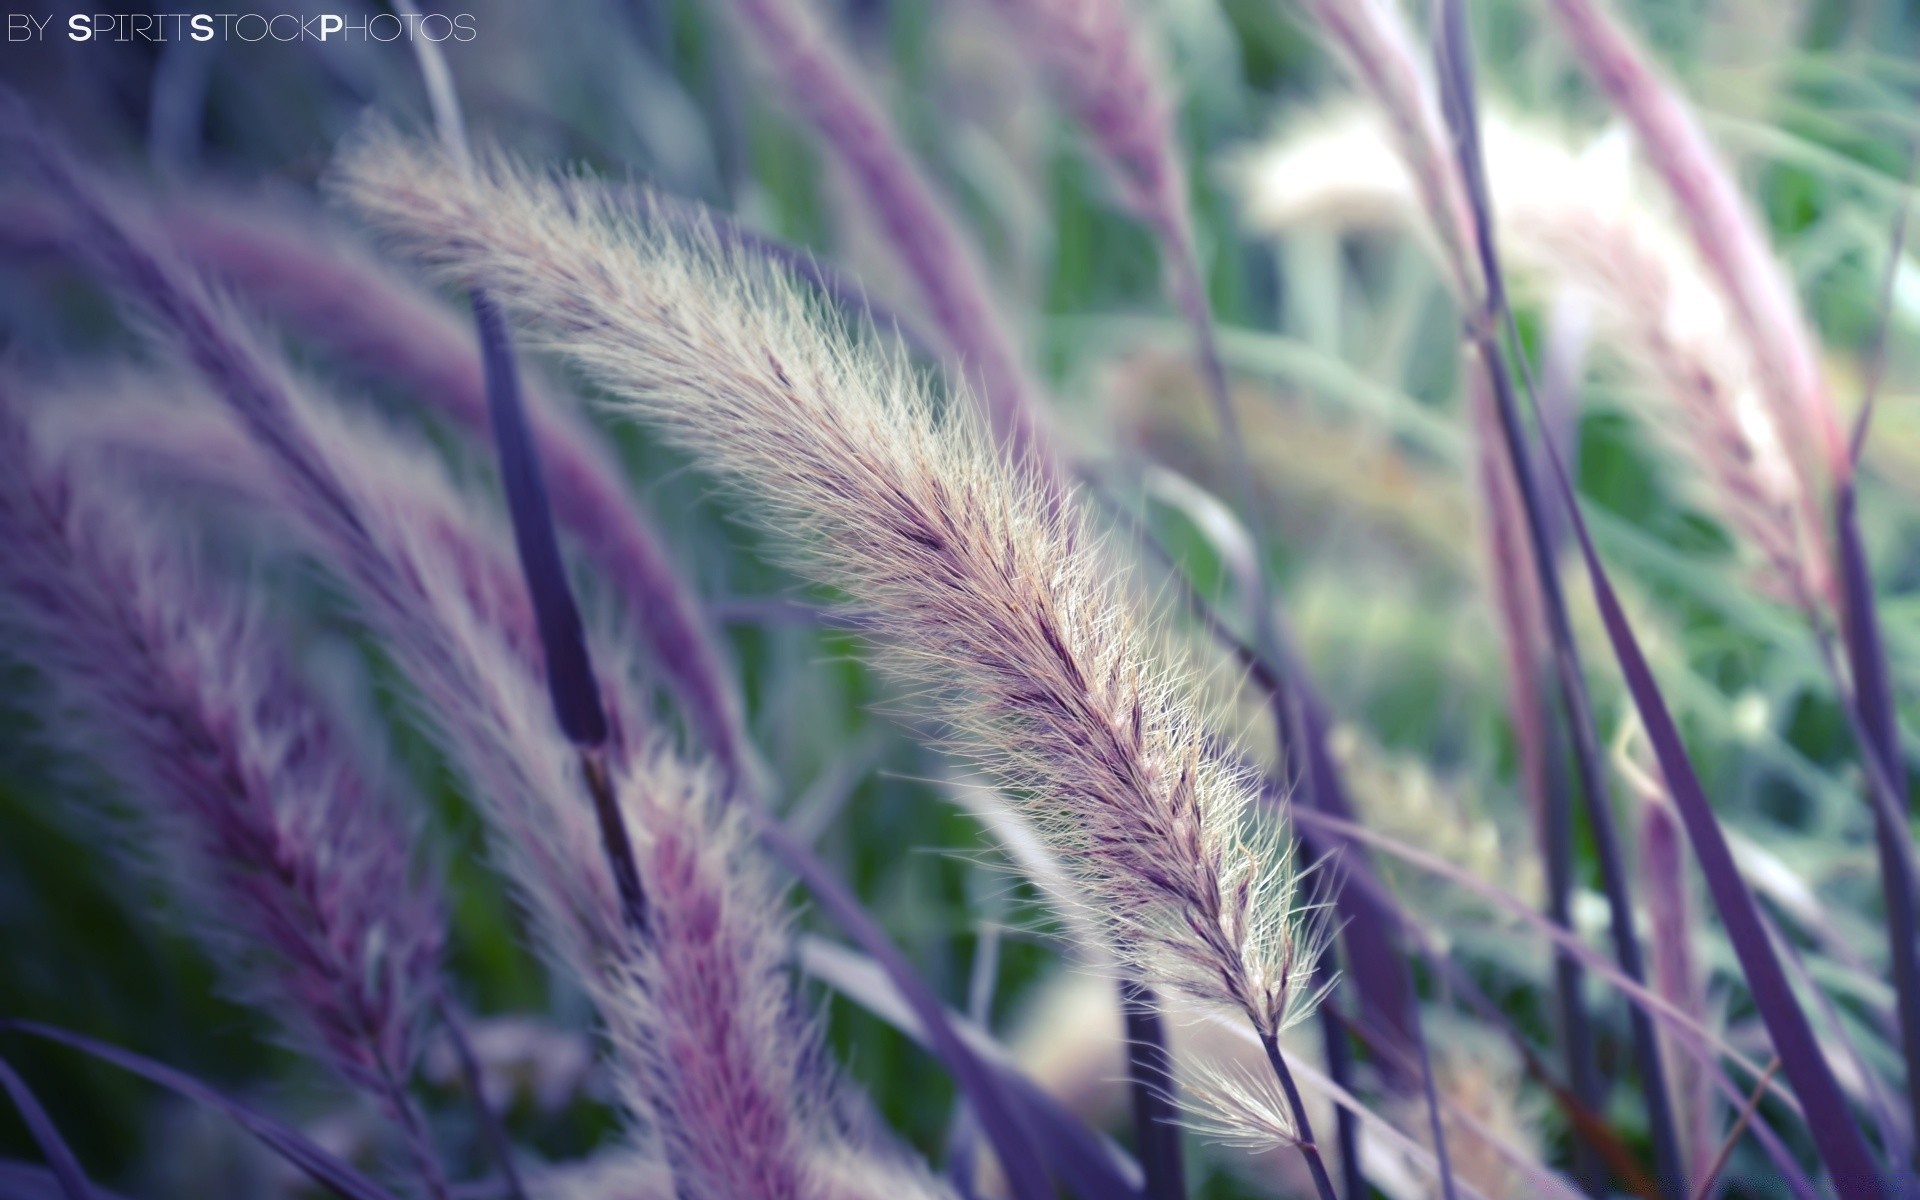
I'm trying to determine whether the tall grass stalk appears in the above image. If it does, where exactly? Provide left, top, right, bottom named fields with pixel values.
left=1429, top=9, right=1686, bottom=1192
left=338, top=132, right=1335, bottom=1189
left=399, top=14, right=650, bottom=940
left=1290, top=0, right=1684, bottom=1186
left=7, top=123, right=979, bottom=1198
left=1548, top=0, right=1920, bottom=1167
left=1435, top=2, right=1888, bottom=1187
left=987, top=2, right=1418, bottom=1189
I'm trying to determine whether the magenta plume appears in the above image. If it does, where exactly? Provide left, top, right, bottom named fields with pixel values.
left=0, top=393, right=449, bottom=1199
left=88, top=357, right=943, bottom=1199
left=150, top=383, right=954, bottom=1200
left=721, top=0, right=1060, bottom=481
left=338, top=138, right=1321, bottom=1049
left=598, top=744, right=954, bottom=1200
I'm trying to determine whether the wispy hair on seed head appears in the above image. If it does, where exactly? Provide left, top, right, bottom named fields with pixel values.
left=721, top=0, right=1059, bottom=480
left=9, top=124, right=952, bottom=1196
left=337, top=129, right=1323, bottom=1042
left=1236, top=108, right=1830, bottom=614
left=0, top=387, right=448, bottom=1189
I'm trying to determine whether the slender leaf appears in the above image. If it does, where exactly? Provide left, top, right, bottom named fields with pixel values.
left=471, top=294, right=649, bottom=936
left=472, top=294, right=607, bottom=747
left=1835, top=158, right=1920, bottom=1166
left=798, top=936, right=1145, bottom=1200
left=1119, top=982, right=1186, bottom=1200
left=0, top=1021, right=405, bottom=1200
left=0, top=1058, right=91, bottom=1200
left=1429, top=0, right=1888, bottom=1183
left=1430, top=2, right=1684, bottom=1188
left=1551, top=467, right=1887, bottom=1187
left=0, top=1161, right=130, bottom=1200
left=760, top=822, right=1059, bottom=1200
left=1837, top=481, right=1920, bottom=1164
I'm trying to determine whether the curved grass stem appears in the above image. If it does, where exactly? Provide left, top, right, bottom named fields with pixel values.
left=1258, top=1031, right=1340, bottom=1200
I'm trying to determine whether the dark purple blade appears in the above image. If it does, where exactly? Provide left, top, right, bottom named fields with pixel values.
left=760, top=822, right=1062, bottom=1200
left=799, top=934, right=1145, bottom=1200
left=1119, top=981, right=1186, bottom=1200
left=1, top=1022, right=405, bottom=1200
left=1433, top=0, right=1887, bottom=1184
left=1430, top=2, right=1684, bottom=1189
left=0, top=1161, right=133, bottom=1200
left=472, top=295, right=649, bottom=934
left=0, top=1058, right=92, bottom=1200
left=1837, top=169, right=1920, bottom=1165
left=1554, top=465, right=1887, bottom=1190
left=471, top=293, right=608, bottom=747
left=1835, top=481, right=1920, bottom=1162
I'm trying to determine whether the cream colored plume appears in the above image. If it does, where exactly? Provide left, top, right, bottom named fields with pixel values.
left=1231, top=107, right=1829, bottom=613
left=336, top=130, right=1319, bottom=1048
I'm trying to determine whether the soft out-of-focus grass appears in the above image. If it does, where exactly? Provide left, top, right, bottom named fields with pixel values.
left=2, top=0, right=1919, bottom=1195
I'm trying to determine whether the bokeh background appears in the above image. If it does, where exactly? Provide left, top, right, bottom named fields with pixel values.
left=4, top=0, right=1920, bottom=1195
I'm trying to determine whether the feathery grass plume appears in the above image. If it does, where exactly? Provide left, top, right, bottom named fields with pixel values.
left=85, top=195, right=749, bottom=787
left=983, top=0, right=1223, bottom=404
left=3, top=127, right=966, bottom=1199
left=2, top=115, right=628, bottom=974
left=1486, top=130, right=1828, bottom=614
left=719, top=0, right=1060, bottom=482
left=1237, top=109, right=1829, bottom=614
left=997, top=967, right=1343, bottom=1198
left=1545, top=0, right=1846, bottom=495
left=994, top=43, right=1385, bottom=1159
left=964, top=3, right=1218, bottom=1138
left=1326, top=726, right=1522, bottom=902
left=1178, top=1058, right=1317, bottom=1156
left=140, top=380, right=955, bottom=1200
left=1391, top=1040, right=1543, bottom=1200
left=338, top=130, right=1322, bottom=1065
left=0, top=391, right=450, bottom=1199
left=525, top=1151, right=673, bottom=1200
left=593, top=742, right=955, bottom=1200
left=70, top=372, right=623, bottom=979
